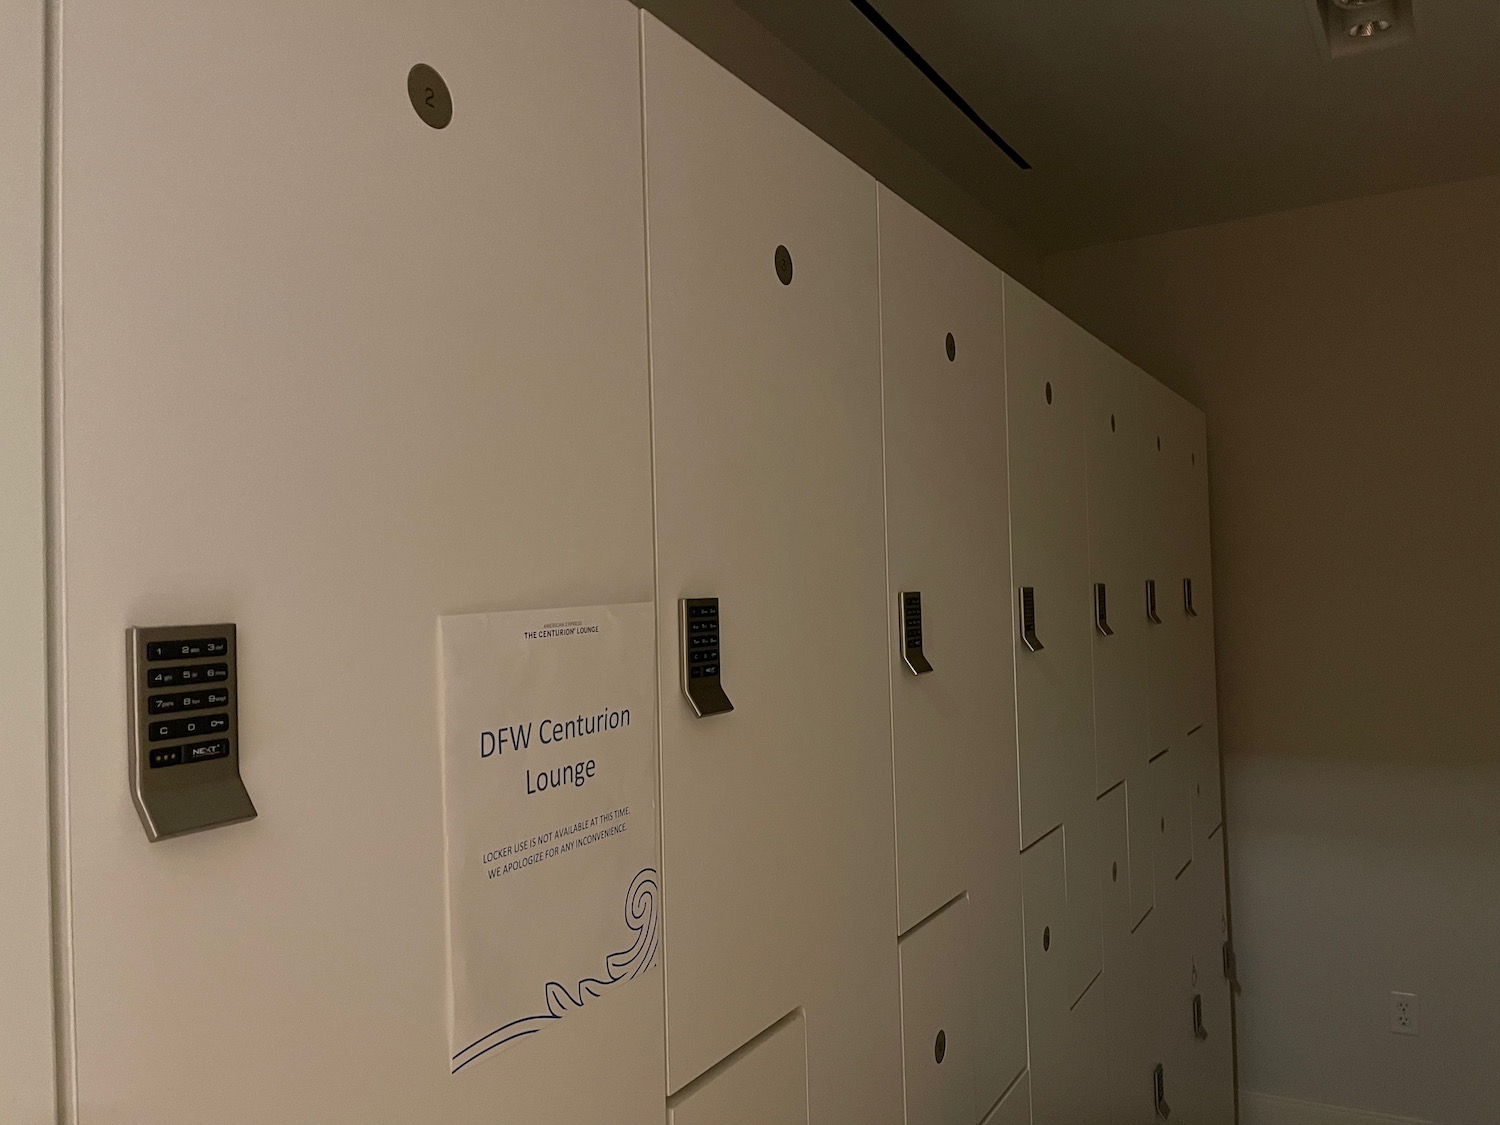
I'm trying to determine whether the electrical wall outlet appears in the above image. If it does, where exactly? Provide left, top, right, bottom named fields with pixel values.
left=1390, top=991, right=1419, bottom=1036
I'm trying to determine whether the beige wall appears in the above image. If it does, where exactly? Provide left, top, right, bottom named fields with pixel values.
left=1043, top=174, right=1500, bottom=1125
left=638, top=0, right=1043, bottom=288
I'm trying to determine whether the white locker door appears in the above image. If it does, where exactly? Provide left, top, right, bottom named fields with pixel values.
left=1150, top=850, right=1200, bottom=1125
left=1180, top=836, right=1235, bottom=1125
left=982, top=1072, right=1033, bottom=1125
left=56, top=2, right=664, bottom=1123
left=1005, top=281, right=1102, bottom=1012
left=899, top=899, right=979, bottom=1125
left=1143, top=379, right=1187, bottom=760
left=1148, top=747, right=1195, bottom=893
left=878, top=185, right=1027, bottom=1115
left=643, top=16, right=903, bottom=1122
left=1168, top=400, right=1218, bottom=738
left=1004, top=280, right=1097, bottom=851
left=1022, top=827, right=1107, bottom=1125
left=1084, top=350, right=1153, bottom=800
left=1189, top=720, right=1224, bottom=848
left=668, top=1014, right=809, bottom=1125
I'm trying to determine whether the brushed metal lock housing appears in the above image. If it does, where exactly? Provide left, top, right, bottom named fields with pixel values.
left=900, top=591, right=933, bottom=675
left=680, top=597, right=733, bottom=717
left=128, top=623, right=256, bottom=841
left=1019, top=586, right=1043, bottom=652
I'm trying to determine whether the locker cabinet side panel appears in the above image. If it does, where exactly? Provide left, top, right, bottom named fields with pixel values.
left=57, top=3, right=663, bottom=1122
left=878, top=186, right=1028, bottom=1104
left=643, top=16, right=903, bottom=1121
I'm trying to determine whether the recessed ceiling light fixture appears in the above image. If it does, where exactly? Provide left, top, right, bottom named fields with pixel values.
left=1311, top=0, right=1414, bottom=56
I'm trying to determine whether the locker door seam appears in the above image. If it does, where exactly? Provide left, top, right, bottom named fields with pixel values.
left=44, top=0, right=78, bottom=1118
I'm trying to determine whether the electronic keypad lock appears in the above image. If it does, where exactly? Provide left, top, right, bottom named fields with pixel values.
left=899, top=591, right=933, bottom=675
left=1019, top=586, right=1044, bottom=652
left=680, top=598, right=733, bottom=717
left=128, top=623, right=256, bottom=841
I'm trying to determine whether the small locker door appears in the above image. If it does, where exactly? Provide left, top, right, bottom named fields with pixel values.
left=1189, top=720, right=1224, bottom=847
left=899, top=899, right=979, bottom=1125
left=1148, top=747, right=1195, bottom=893
left=56, top=3, right=666, bottom=1123
left=982, top=1072, right=1033, bottom=1125
left=643, top=16, right=902, bottom=1122
left=1176, top=832, right=1234, bottom=1125
left=1096, top=784, right=1145, bottom=1123
left=1149, top=850, right=1200, bottom=1125
left=668, top=1013, right=809, bottom=1125
left=1084, top=348, right=1154, bottom=798
left=1022, top=828, right=1106, bottom=1125
left=879, top=185, right=1027, bottom=1108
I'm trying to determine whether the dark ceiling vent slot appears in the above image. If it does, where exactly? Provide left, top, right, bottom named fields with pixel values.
left=849, top=0, right=1031, bottom=170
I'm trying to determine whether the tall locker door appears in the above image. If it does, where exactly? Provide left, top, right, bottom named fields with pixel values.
left=1004, top=280, right=1097, bottom=851
left=1084, top=348, right=1152, bottom=800
left=1143, top=380, right=1187, bottom=760
left=643, top=17, right=903, bottom=1123
left=1097, top=784, right=1155, bottom=1125
left=56, top=3, right=664, bottom=1123
left=1004, top=280, right=1103, bottom=1011
left=879, top=186, right=1027, bottom=1121
left=1176, top=408, right=1223, bottom=844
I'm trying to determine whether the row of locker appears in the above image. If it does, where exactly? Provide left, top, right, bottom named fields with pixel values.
left=42, top=2, right=1231, bottom=1123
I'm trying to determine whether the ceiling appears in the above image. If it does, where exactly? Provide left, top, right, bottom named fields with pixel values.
left=724, top=0, right=1500, bottom=251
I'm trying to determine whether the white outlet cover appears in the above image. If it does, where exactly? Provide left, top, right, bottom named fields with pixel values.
left=1390, top=991, right=1419, bottom=1036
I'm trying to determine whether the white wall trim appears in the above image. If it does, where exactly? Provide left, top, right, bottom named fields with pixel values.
left=1242, top=1091, right=1436, bottom=1125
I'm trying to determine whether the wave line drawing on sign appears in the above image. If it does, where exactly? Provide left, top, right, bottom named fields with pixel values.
left=451, top=867, right=660, bottom=1074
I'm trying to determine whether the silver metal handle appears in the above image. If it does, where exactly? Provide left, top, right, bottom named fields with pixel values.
left=1192, top=994, right=1208, bottom=1041
left=1019, top=587, right=1043, bottom=652
left=1183, top=577, right=1198, bottom=617
left=1094, top=582, right=1113, bottom=637
left=900, top=591, right=933, bottom=675
left=1154, top=1064, right=1171, bottom=1121
left=1223, top=941, right=1241, bottom=994
left=1145, top=579, right=1162, bottom=625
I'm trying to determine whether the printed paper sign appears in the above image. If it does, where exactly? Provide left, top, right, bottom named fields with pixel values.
left=438, top=603, right=659, bottom=1074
